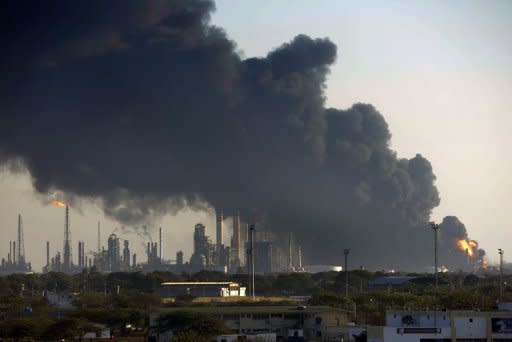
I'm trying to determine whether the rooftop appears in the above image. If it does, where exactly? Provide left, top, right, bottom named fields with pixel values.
left=157, top=305, right=344, bottom=315
left=160, top=282, right=240, bottom=286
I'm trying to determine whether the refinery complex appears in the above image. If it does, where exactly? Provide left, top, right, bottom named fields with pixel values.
left=0, top=201, right=493, bottom=276
left=0, top=203, right=316, bottom=275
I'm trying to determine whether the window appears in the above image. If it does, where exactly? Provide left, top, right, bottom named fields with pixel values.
left=252, top=314, right=268, bottom=320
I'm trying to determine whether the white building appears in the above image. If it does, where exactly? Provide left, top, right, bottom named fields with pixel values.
left=368, top=308, right=512, bottom=341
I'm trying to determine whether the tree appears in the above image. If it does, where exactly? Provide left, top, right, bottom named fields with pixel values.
left=353, top=331, right=367, bottom=342
left=3, top=318, right=39, bottom=339
left=42, top=318, right=94, bottom=340
left=157, top=311, right=228, bottom=337
left=173, top=330, right=210, bottom=342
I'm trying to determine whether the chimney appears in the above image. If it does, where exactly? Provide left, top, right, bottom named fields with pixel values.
left=46, top=241, right=50, bottom=268
left=159, top=227, right=163, bottom=262
left=216, top=209, right=223, bottom=254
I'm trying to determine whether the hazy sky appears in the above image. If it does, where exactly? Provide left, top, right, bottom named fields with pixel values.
left=1, top=0, right=511, bottom=270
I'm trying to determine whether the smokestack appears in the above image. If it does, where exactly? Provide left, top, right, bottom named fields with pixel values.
left=97, top=221, right=101, bottom=253
left=123, top=240, right=130, bottom=269
left=12, top=241, right=16, bottom=264
left=63, top=205, right=72, bottom=271
left=232, top=209, right=241, bottom=266
left=159, top=227, right=163, bottom=261
left=216, top=209, right=223, bottom=254
left=17, top=214, right=24, bottom=265
left=298, top=245, right=302, bottom=271
left=147, top=242, right=150, bottom=262
left=176, top=250, right=183, bottom=265
left=288, top=232, right=293, bottom=272
left=77, top=241, right=82, bottom=268
left=132, top=253, right=137, bottom=267
left=46, top=241, right=50, bottom=268
left=8, top=241, right=12, bottom=264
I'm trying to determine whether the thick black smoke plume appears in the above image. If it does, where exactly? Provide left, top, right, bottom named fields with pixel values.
left=0, top=0, right=477, bottom=269
left=438, top=216, right=486, bottom=270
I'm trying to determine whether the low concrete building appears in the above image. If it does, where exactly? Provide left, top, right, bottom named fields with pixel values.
left=152, top=305, right=350, bottom=341
left=367, top=308, right=512, bottom=341
left=215, top=333, right=276, bottom=341
left=157, top=281, right=246, bottom=298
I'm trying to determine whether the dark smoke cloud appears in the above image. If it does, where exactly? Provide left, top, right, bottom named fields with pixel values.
left=438, top=216, right=486, bottom=270
left=0, top=0, right=477, bottom=269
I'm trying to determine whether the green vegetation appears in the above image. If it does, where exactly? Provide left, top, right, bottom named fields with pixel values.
left=157, top=310, right=229, bottom=337
left=0, top=269, right=510, bottom=337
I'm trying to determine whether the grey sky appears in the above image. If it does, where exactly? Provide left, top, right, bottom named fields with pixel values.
left=1, top=0, right=511, bottom=270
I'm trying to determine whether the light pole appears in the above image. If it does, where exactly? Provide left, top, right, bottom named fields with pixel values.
left=344, top=249, right=350, bottom=297
left=430, top=222, right=440, bottom=289
left=499, top=248, right=504, bottom=301
left=249, top=224, right=255, bottom=300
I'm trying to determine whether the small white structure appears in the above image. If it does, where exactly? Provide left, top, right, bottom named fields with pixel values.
left=304, top=265, right=342, bottom=273
left=44, top=290, right=73, bottom=309
left=216, top=333, right=276, bottom=342
left=158, top=281, right=246, bottom=298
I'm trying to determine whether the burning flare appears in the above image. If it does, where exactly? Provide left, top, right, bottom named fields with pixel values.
left=51, top=199, right=66, bottom=208
left=457, top=239, right=477, bottom=257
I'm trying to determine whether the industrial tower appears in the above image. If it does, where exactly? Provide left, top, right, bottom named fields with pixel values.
left=216, top=209, right=223, bottom=254
left=63, top=205, right=72, bottom=272
left=97, top=221, right=101, bottom=253
left=288, top=232, right=293, bottom=272
left=17, top=214, right=25, bottom=265
left=231, top=209, right=241, bottom=268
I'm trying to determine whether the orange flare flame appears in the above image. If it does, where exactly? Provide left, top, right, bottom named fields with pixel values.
left=51, top=199, right=66, bottom=208
left=457, top=239, right=477, bottom=257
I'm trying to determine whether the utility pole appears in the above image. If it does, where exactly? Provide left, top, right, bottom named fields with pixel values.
left=430, top=222, right=440, bottom=289
left=344, top=249, right=350, bottom=297
left=248, top=224, right=255, bottom=300
left=499, top=248, right=504, bottom=301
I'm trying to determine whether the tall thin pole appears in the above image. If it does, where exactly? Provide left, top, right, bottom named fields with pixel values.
left=430, top=222, right=440, bottom=289
left=344, top=249, right=350, bottom=297
left=249, top=224, right=255, bottom=300
left=288, top=232, right=293, bottom=272
left=97, top=221, right=101, bottom=253
left=17, top=214, right=24, bottom=265
left=159, top=227, right=163, bottom=262
left=499, top=249, right=504, bottom=300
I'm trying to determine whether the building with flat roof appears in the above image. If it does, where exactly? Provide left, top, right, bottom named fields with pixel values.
left=366, top=308, right=512, bottom=341
left=151, top=305, right=350, bottom=341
